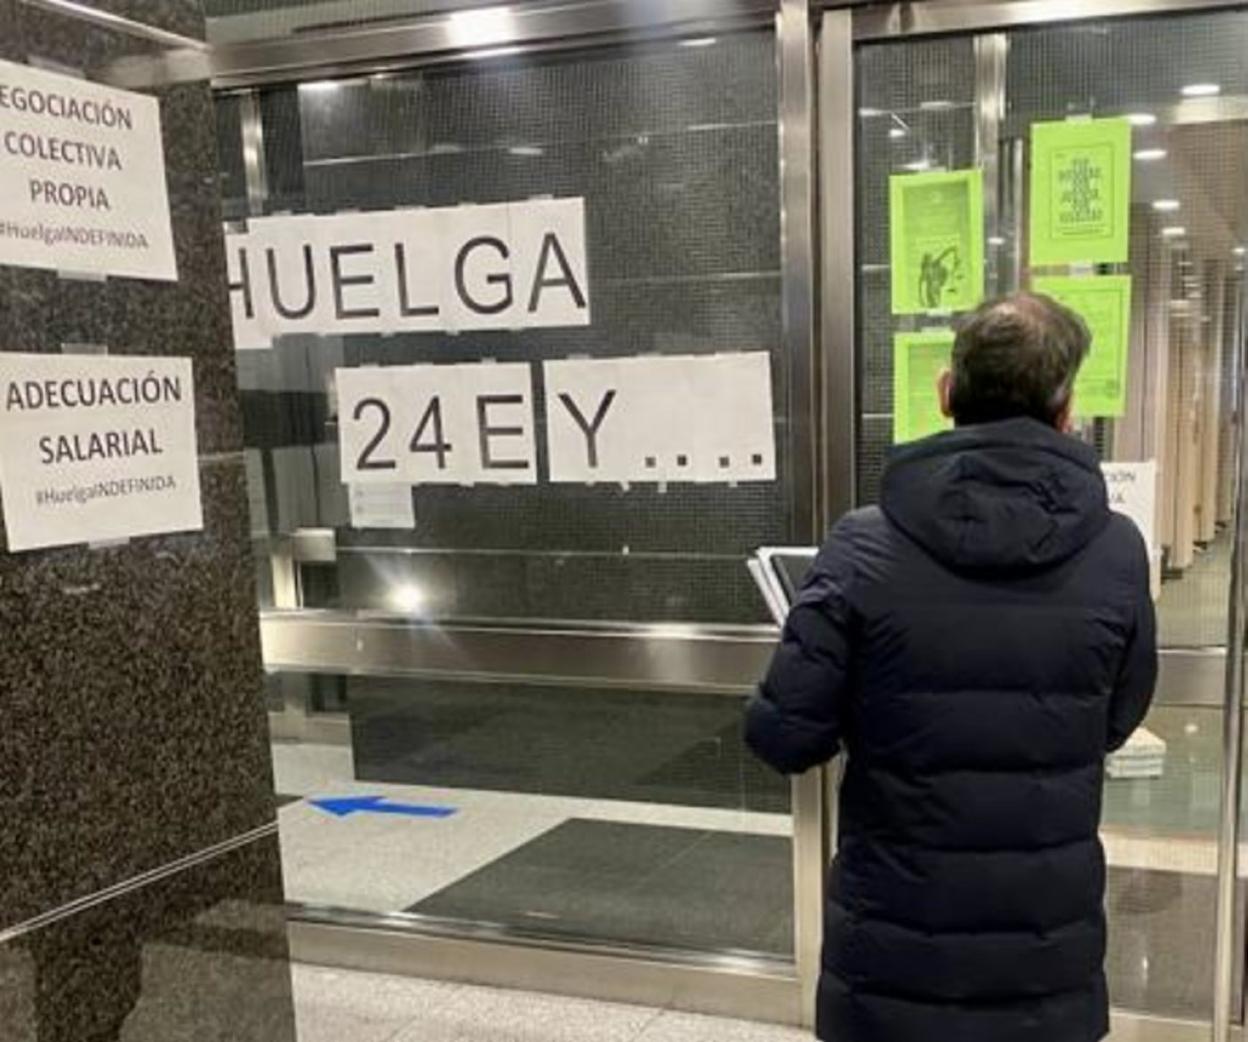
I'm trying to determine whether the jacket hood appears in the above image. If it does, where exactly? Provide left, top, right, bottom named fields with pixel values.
left=881, top=418, right=1110, bottom=573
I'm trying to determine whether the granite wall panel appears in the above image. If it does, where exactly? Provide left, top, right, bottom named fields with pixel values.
left=0, top=2, right=295, bottom=1040
left=0, top=836, right=292, bottom=1042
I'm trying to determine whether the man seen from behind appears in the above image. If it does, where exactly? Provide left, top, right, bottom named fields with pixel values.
left=747, top=292, right=1158, bottom=1042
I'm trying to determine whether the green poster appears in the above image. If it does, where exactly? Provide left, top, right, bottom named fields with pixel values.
left=894, top=329, right=955, bottom=444
left=1029, top=117, right=1132, bottom=266
left=889, top=169, right=984, bottom=315
left=1033, top=274, right=1133, bottom=418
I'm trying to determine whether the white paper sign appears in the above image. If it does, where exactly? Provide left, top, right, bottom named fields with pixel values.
left=348, top=483, right=415, bottom=529
left=0, top=59, right=177, bottom=281
left=227, top=198, right=589, bottom=350
left=0, top=354, right=202, bottom=552
left=544, top=353, right=776, bottom=484
left=337, top=362, right=537, bottom=486
left=1103, top=460, right=1157, bottom=552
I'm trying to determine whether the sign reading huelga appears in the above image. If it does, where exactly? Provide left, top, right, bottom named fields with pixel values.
left=0, top=354, right=203, bottom=552
left=0, top=58, right=177, bottom=281
left=226, top=198, right=590, bottom=350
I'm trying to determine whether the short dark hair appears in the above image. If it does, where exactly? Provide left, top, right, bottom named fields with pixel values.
left=948, top=292, right=1091, bottom=427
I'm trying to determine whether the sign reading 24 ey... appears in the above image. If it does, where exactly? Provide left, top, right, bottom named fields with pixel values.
left=337, top=354, right=776, bottom=489
left=0, top=59, right=177, bottom=281
left=0, top=354, right=203, bottom=552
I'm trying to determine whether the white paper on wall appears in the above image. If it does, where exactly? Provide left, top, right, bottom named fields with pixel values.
left=543, top=352, right=777, bottom=484
left=1102, top=459, right=1157, bottom=552
left=0, top=353, right=202, bottom=552
left=0, top=58, right=177, bottom=281
left=337, top=362, right=537, bottom=487
left=227, top=197, right=589, bottom=349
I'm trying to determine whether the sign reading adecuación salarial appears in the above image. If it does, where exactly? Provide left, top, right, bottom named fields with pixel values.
left=0, top=354, right=202, bottom=552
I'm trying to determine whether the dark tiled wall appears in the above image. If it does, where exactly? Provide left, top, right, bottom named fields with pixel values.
left=0, top=3, right=295, bottom=1040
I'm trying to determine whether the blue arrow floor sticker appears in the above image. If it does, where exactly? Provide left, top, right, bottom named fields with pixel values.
left=310, top=795, right=458, bottom=820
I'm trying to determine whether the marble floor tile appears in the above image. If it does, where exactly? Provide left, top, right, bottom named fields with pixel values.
left=291, top=965, right=461, bottom=1042
left=637, top=1010, right=808, bottom=1042
left=389, top=984, right=660, bottom=1042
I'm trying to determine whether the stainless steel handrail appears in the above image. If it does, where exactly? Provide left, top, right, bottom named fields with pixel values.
left=259, top=609, right=1231, bottom=705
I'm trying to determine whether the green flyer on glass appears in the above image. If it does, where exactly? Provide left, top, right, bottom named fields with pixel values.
left=1029, top=117, right=1132, bottom=266
left=893, top=329, right=955, bottom=443
left=1033, top=274, right=1133, bottom=418
left=889, top=169, right=984, bottom=315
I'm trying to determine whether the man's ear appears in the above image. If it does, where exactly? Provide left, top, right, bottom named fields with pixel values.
left=938, top=369, right=954, bottom=420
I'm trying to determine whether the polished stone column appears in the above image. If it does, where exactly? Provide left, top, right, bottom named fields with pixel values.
left=0, top=3, right=296, bottom=1040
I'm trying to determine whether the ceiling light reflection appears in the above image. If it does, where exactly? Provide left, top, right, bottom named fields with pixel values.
left=390, top=584, right=426, bottom=615
left=448, top=6, right=518, bottom=48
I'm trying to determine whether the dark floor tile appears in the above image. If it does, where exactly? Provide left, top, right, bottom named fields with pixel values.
left=412, top=818, right=1238, bottom=1019
left=410, top=819, right=793, bottom=957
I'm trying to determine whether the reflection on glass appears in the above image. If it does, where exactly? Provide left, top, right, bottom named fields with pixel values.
left=270, top=675, right=793, bottom=957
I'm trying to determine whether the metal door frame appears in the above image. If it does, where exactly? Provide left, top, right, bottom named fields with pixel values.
left=830, top=4, right=1248, bottom=1041
left=207, top=0, right=1248, bottom=1031
left=212, top=0, right=819, bottom=1027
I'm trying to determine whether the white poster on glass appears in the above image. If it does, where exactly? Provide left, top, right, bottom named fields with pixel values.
left=543, top=352, right=776, bottom=484
left=348, top=483, right=415, bottom=529
left=337, top=362, right=537, bottom=487
left=1102, top=460, right=1157, bottom=552
left=227, top=198, right=589, bottom=349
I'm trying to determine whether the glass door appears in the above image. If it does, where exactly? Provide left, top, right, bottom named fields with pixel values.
left=214, top=22, right=810, bottom=1011
left=846, top=4, right=1248, bottom=1032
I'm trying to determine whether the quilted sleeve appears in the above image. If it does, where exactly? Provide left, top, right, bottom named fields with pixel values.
left=745, top=521, right=856, bottom=775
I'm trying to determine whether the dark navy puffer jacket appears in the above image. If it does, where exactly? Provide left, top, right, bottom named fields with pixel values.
left=747, top=418, right=1157, bottom=1042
